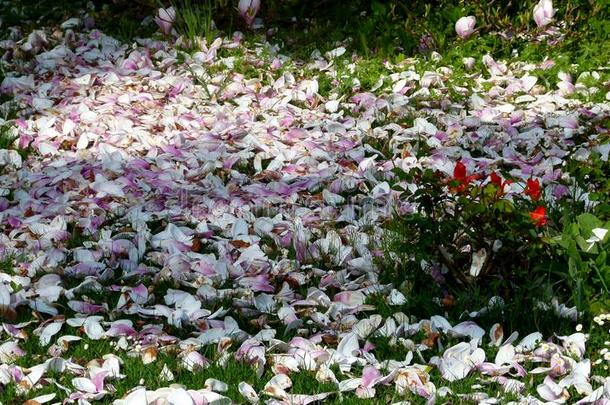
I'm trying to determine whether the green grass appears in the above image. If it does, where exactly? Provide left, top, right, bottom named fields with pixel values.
left=170, top=0, right=219, bottom=51
left=3, top=282, right=585, bottom=404
left=0, top=0, right=156, bottom=44
left=0, top=254, right=17, bottom=275
left=0, top=332, right=396, bottom=403
left=0, top=0, right=85, bottom=34
left=2, top=329, right=532, bottom=404
left=0, top=125, right=15, bottom=150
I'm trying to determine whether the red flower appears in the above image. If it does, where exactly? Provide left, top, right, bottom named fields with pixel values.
left=490, top=171, right=502, bottom=187
left=529, top=206, right=547, bottom=227
left=454, top=161, right=467, bottom=180
left=489, top=172, right=512, bottom=196
left=451, top=160, right=479, bottom=193
left=524, top=178, right=541, bottom=201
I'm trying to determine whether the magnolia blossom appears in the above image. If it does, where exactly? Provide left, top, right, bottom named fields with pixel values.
left=238, top=0, right=261, bottom=26
left=455, top=16, right=476, bottom=39
left=533, top=0, right=555, bottom=28
left=155, top=7, right=176, bottom=36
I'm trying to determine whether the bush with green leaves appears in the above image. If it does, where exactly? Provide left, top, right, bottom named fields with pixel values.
left=384, top=141, right=610, bottom=317
left=384, top=164, right=555, bottom=298
left=550, top=213, right=610, bottom=313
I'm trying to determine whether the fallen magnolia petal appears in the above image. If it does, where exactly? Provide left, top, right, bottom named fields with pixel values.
left=538, top=375, right=569, bottom=403
left=0, top=149, right=22, bottom=169
left=264, top=374, right=292, bottom=391
left=338, top=378, right=361, bottom=392
left=315, top=364, right=338, bottom=384
left=516, top=332, right=543, bottom=352
left=72, top=376, right=100, bottom=394
left=0, top=341, right=26, bottom=362
left=387, top=289, right=407, bottom=306
left=574, top=379, right=610, bottom=404
left=489, top=323, right=504, bottom=346
left=438, top=341, right=486, bottom=382
left=558, top=359, right=592, bottom=395
left=238, top=381, right=259, bottom=404
left=495, top=376, right=525, bottom=394
left=159, top=364, right=174, bottom=382
left=450, top=321, right=485, bottom=343
left=113, top=387, right=147, bottom=405
left=558, top=333, right=587, bottom=359
left=181, top=351, right=209, bottom=371
left=205, top=378, right=228, bottom=392
left=37, top=321, right=63, bottom=346
left=469, top=248, right=487, bottom=277
left=141, top=346, right=158, bottom=364
left=28, top=393, right=57, bottom=403
left=394, top=368, right=436, bottom=399
left=166, top=388, right=194, bottom=405
left=352, top=315, right=382, bottom=339
left=285, top=392, right=333, bottom=404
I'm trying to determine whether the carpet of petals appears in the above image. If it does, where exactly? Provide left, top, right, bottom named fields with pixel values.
left=1, top=16, right=610, bottom=405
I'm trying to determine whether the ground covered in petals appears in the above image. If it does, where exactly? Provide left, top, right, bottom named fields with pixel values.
left=1, top=1, right=610, bottom=404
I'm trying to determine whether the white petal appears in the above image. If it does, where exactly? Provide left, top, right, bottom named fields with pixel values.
left=30, top=393, right=57, bottom=403
left=387, top=289, right=407, bottom=306
left=84, top=317, right=105, bottom=340
left=495, top=344, right=515, bottom=366
left=516, top=332, right=542, bottom=351
left=338, top=378, right=362, bottom=392
left=39, top=322, right=63, bottom=346
left=238, top=381, right=259, bottom=403
left=337, top=333, right=359, bottom=358
left=167, top=388, right=194, bottom=405
left=592, top=228, right=608, bottom=241
left=469, top=248, right=487, bottom=277
left=159, top=364, right=174, bottom=382
left=72, top=377, right=97, bottom=393
left=205, top=378, right=228, bottom=392
left=0, top=284, right=10, bottom=307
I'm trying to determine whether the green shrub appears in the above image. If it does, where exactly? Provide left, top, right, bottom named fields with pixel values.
left=383, top=138, right=610, bottom=317
left=550, top=213, right=610, bottom=313
left=384, top=164, right=555, bottom=294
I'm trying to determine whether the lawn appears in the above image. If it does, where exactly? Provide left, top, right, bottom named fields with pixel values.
left=0, top=0, right=609, bottom=403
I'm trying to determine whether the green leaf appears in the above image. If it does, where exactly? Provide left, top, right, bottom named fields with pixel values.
left=568, top=256, right=580, bottom=278
left=493, top=199, right=514, bottom=213
left=575, top=235, right=591, bottom=252
left=568, top=222, right=581, bottom=238
left=574, top=278, right=585, bottom=311
left=596, top=251, right=607, bottom=268
left=577, top=213, right=602, bottom=235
